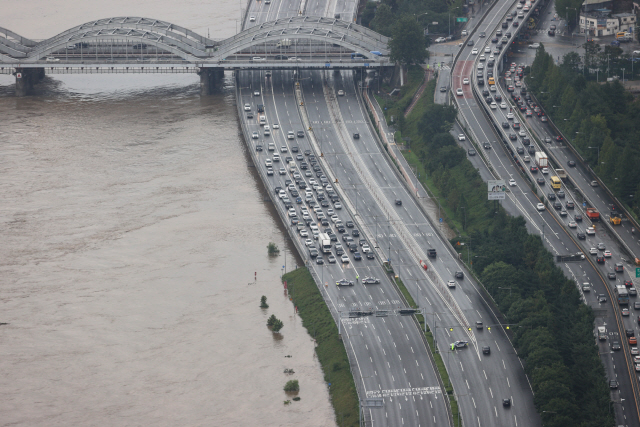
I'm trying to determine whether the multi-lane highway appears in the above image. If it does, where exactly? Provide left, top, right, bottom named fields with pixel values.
left=451, top=0, right=640, bottom=423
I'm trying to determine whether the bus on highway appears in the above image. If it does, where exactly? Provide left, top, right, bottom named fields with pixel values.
left=550, top=176, right=562, bottom=190
left=616, top=285, right=629, bottom=305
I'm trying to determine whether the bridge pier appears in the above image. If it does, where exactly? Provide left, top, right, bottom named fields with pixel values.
left=198, top=67, right=224, bottom=95
left=14, top=68, right=44, bottom=97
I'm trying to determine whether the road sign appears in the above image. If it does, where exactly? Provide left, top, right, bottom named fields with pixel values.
left=583, top=202, right=587, bottom=208
left=636, top=267, right=640, bottom=278
left=439, top=218, right=443, bottom=223
left=488, top=179, right=506, bottom=200
left=456, top=17, right=468, bottom=22
left=16, top=72, right=22, bottom=79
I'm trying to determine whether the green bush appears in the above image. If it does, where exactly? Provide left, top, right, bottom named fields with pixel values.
left=267, top=242, right=280, bottom=256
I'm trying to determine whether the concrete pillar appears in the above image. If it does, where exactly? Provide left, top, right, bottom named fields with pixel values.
left=198, top=67, right=224, bottom=95
left=14, top=68, right=44, bottom=97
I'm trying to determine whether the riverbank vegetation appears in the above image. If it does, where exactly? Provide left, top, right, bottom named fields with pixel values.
left=282, top=268, right=358, bottom=427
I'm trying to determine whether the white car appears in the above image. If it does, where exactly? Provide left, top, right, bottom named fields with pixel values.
left=299, top=229, right=308, bottom=237
left=287, top=131, right=294, bottom=139
left=537, top=203, right=545, bottom=211
left=509, top=179, right=516, bottom=186
left=506, top=112, right=514, bottom=120
left=254, top=90, right=260, bottom=96
left=586, top=227, right=595, bottom=235
left=249, top=16, right=256, bottom=21
left=490, top=102, right=497, bottom=109
left=500, top=102, right=507, bottom=109
left=541, top=167, right=549, bottom=174
left=272, top=123, right=279, bottom=129
left=458, top=134, right=466, bottom=141
left=305, top=239, right=313, bottom=247
left=461, top=30, right=468, bottom=36
left=447, top=280, right=456, bottom=288
left=479, top=54, right=486, bottom=61
left=529, top=43, right=540, bottom=49
left=338, top=90, right=345, bottom=96
left=45, top=56, right=60, bottom=62
left=589, top=247, right=597, bottom=255
left=435, top=37, right=447, bottom=43
left=244, top=103, right=251, bottom=111
left=478, top=63, right=484, bottom=69
left=472, top=48, right=479, bottom=55
left=264, top=127, right=271, bottom=136
left=489, top=85, right=496, bottom=92
left=568, top=221, right=577, bottom=228
left=456, top=88, right=464, bottom=96
left=463, top=78, right=470, bottom=85
left=518, top=130, right=526, bottom=137
left=252, top=131, right=259, bottom=139
left=484, top=46, right=491, bottom=53
left=341, top=254, right=350, bottom=263
left=489, top=53, right=495, bottom=60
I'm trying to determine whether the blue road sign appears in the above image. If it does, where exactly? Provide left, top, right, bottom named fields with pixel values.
left=439, top=218, right=443, bottom=223
left=583, top=202, right=586, bottom=207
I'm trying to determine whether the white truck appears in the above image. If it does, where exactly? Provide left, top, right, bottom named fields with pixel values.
left=534, top=151, right=548, bottom=168
left=319, top=233, right=332, bottom=253
left=597, top=326, right=607, bottom=341
left=276, top=39, right=292, bottom=48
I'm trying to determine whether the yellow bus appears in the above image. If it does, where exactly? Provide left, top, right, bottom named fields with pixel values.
left=550, top=176, right=561, bottom=190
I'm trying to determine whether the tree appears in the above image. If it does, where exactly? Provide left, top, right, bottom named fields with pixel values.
left=267, top=314, right=284, bottom=332
left=389, top=16, right=428, bottom=66
left=284, top=379, right=300, bottom=392
left=267, top=241, right=280, bottom=256
left=369, top=4, right=395, bottom=36
left=260, top=295, right=269, bottom=308
left=361, top=1, right=378, bottom=28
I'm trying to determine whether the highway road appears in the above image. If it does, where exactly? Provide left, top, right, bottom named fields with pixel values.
left=238, top=0, right=452, bottom=426
left=451, top=0, right=640, bottom=423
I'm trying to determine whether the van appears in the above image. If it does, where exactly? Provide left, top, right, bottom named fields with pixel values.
left=488, top=77, right=495, bottom=85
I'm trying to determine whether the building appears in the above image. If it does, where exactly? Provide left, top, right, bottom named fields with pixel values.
left=579, top=0, right=636, bottom=36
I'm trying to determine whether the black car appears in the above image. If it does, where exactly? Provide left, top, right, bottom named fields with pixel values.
left=291, top=146, right=299, bottom=153
left=427, top=248, right=437, bottom=257
left=522, top=137, right=530, bottom=146
left=482, top=346, right=491, bottom=355
left=567, top=160, right=576, bottom=167
left=395, top=199, right=402, bottom=206
left=512, top=122, right=520, bottom=129
left=257, top=104, right=264, bottom=112
left=353, top=252, right=362, bottom=261
left=608, top=272, right=616, bottom=280
left=366, top=252, right=375, bottom=259
left=505, top=32, right=512, bottom=38
left=626, top=329, right=635, bottom=337
left=486, top=96, right=493, bottom=104
left=482, top=89, right=490, bottom=97
left=509, top=134, right=517, bottom=141
left=256, top=144, right=263, bottom=151
left=502, top=122, right=510, bottom=129
left=537, top=178, right=545, bottom=185
left=548, top=193, right=556, bottom=200
left=596, top=256, right=605, bottom=264
left=455, top=271, right=464, bottom=279
left=484, top=142, right=492, bottom=149
left=557, top=190, right=565, bottom=198
left=353, top=133, right=360, bottom=139
left=247, top=112, right=254, bottom=119
left=574, top=214, right=582, bottom=222
left=517, top=147, right=524, bottom=154
left=495, top=94, right=502, bottom=101
left=275, top=54, right=288, bottom=60
left=491, top=37, right=499, bottom=43
left=468, top=148, right=477, bottom=156
left=553, top=201, right=562, bottom=210
left=440, top=86, right=447, bottom=92
left=345, top=220, right=354, bottom=228
left=577, top=232, right=586, bottom=240
left=336, top=225, right=345, bottom=233
left=503, top=398, right=511, bottom=407
left=610, top=380, right=619, bottom=389
left=611, top=341, right=621, bottom=351
left=530, top=166, right=538, bottom=173
left=527, top=146, right=536, bottom=155
left=566, top=201, right=574, bottom=209
left=478, top=78, right=485, bottom=86
left=352, top=229, right=360, bottom=237
left=297, top=130, right=305, bottom=138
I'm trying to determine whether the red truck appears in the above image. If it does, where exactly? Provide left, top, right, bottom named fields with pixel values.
left=586, top=208, right=600, bottom=221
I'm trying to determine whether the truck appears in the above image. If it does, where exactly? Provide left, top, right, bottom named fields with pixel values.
left=609, top=211, right=621, bottom=225
left=597, top=326, right=607, bottom=340
left=319, top=233, right=332, bottom=253
left=534, top=152, right=548, bottom=168
left=586, top=207, right=600, bottom=221
left=554, top=168, right=567, bottom=180
left=276, top=39, right=292, bottom=48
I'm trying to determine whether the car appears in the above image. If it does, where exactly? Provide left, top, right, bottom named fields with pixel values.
left=586, top=227, right=595, bottom=235
left=491, top=36, right=499, bottom=43
left=273, top=123, right=280, bottom=130
left=500, top=102, right=507, bottom=109
left=456, top=88, right=463, bottom=96
left=440, top=86, right=447, bottom=92
left=485, top=46, right=491, bottom=53
left=336, top=278, right=354, bottom=286
left=244, top=103, right=251, bottom=111
left=447, top=280, right=456, bottom=288
left=631, top=288, right=638, bottom=296
left=597, top=243, right=606, bottom=251
left=509, top=179, right=516, bottom=187
left=577, top=232, right=586, bottom=240
left=537, top=203, right=545, bottom=211
left=582, top=283, right=591, bottom=292
left=287, top=131, right=295, bottom=139
left=467, top=39, right=474, bottom=46
left=468, top=148, right=477, bottom=156
left=529, top=43, right=540, bottom=49
left=362, top=277, right=381, bottom=284
left=604, top=250, right=612, bottom=257
left=453, top=340, right=468, bottom=348
left=482, top=346, right=491, bottom=354
left=589, top=247, right=598, bottom=255
left=503, top=398, right=511, bottom=407
left=315, top=256, right=325, bottom=265
left=631, top=337, right=638, bottom=345
left=249, top=16, right=256, bottom=21
left=530, top=166, right=538, bottom=173
left=567, top=160, right=576, bottom=167
left=337, top=89, right=345, bottom=96
left=623, top=308, right=630, bottom=316
left=615, top=263, right=624, bottom=272
left=625, top=280, right=634, bottom=287
left=479, top=55, right=486, bottom=62
left=435, top=37, right=446, bottom=43
left=353, top=252, right=362, bottom=261
left=472, top=48, right=478, bottom=55
left=599, top=294, right=607, bottom=303
left=608, top=272, right=616, bottom=280
left=541, top=116, right=548, bottom=122
left=517, top=147, right=525, bottom=155
left=610, top=380, right=619, bottom=389
left=395, top=199, right=402, bottom=206
left=458, top=134, right=466, bottom=141
left=596, top=256, right=605, bottom=264
left=483, top=142, right=492, bottom=149
left=537, top=178, right=545, bottom=186
left=490, top=102, right=497, bottom=109
left=568, top=221, right=577, bottom=228
left=353, top=133, right=360, bottom=139
left=560, top=210, right=568, bottom=217
left=506, top=112, right=514, bottom=120
left=566, top=201, right=574, bottom=209
left=509, top=134, right=517, bottom=141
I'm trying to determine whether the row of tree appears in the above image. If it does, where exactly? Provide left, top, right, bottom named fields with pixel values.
left=404, top=94, right=612, bottom=425
left=527, top=44, right=640, bottom=219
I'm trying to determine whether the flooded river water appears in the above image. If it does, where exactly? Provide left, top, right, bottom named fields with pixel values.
left=0, top=2, right=335, bottom=426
